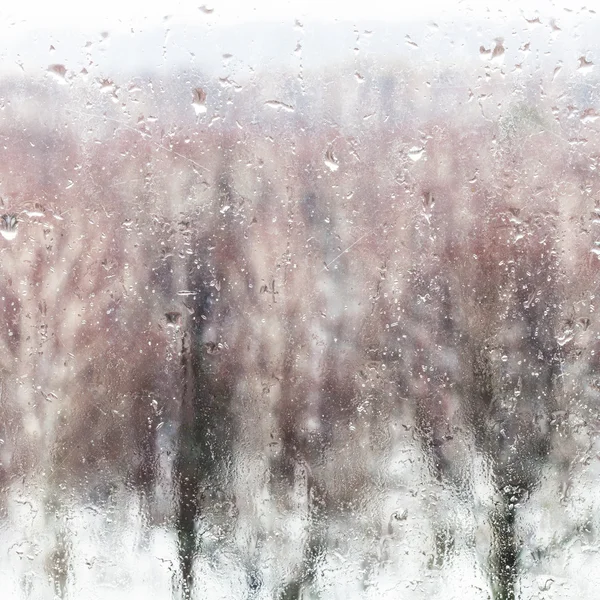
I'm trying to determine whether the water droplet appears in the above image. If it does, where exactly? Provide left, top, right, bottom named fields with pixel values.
left=264, top=100, right=295, bottom=112
left=199, top=4, right=214, bottom=14
left=47, top=64, right=67, bottom=83
left=492, top=38, right=505, bottom=61
left=218, top=76, right=243, bottom=91
left=581, top=108, right=599, bottom=124
left=539, top=578, right=554, bottom=591
left=23, top=202, right=44, bottom=218
left=98, top=78, right=119, bottom=101
left=408, top=147, right=425, bottom=162
left=324, top=148, right=339, bottom=172
left=578, top=56, right=594, bottom=73
left=423, top=191, right=435, bottom=210
left=479, top=46, right=492, bottom=60
left=557, top=329, right=574, bottom=347
left=192, top=88, right=207, bottom=115
left=552, top=64, right=562, bottom=80
left=524, top=15, right=541, bottom=25
left=165, top=312, right=182, bottom=326
left=0, top=214, right=18, bottom=240
left=579, top=317, right=591, bottom=331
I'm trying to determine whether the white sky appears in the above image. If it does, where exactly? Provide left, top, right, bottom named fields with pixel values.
left=0, top=0, right=586, bottom=30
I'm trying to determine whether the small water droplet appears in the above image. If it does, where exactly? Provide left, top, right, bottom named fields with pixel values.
left=578, top=56, right=594, bottom=73
left=324, top=148, right=339, bottom=172
left=199, top=4, right=214, bottom=14
left=219, top=76, right=243, bottom=91
left=264, top=100, right=295, bottom=112
left=552, top=64, right=562, bottom=80
left=524, top=15, right=541, bottom=25
left=0, top=214, right=18, bottom=240
left=192, top=87, right=207, bottom=115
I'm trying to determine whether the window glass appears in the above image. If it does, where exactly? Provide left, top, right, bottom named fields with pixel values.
left=0, top=1, right=597, bottom=598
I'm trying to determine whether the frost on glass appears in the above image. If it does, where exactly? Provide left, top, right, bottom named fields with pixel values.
left=0, top=2, right=599, bottom=599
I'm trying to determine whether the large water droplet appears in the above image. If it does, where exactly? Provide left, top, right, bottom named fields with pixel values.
left=48, top=64, right=67, bottom=83
left=491, top=38, right=505, bottom=61
left=192, top=88, right=207, bottom=115
left=0, top=214, right=18, bottom=240
left=557, top=329, right=574, bottom=347
left=538, top=578, right=554, bottom=592
left=423, top=191, right=435, bottom=210
left=408, top=147, right=425, bottom=162
left=479, top=46, right=492, bottom=60
left=581, top=108, right=599, bottom=123
left=165, top=312, right=182, bottom=326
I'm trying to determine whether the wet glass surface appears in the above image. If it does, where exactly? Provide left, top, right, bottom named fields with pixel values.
left=1, top=1, right=600, bottom=598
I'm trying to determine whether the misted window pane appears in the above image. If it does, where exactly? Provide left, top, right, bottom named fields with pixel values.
left=0, top=2, right=597, bottom=598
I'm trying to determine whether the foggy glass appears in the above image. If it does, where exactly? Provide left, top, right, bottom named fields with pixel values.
left=0, top=2, right=598, bottom=598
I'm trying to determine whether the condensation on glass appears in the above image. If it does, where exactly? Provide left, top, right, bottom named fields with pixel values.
left=0, top=2, right=598, bottom=599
